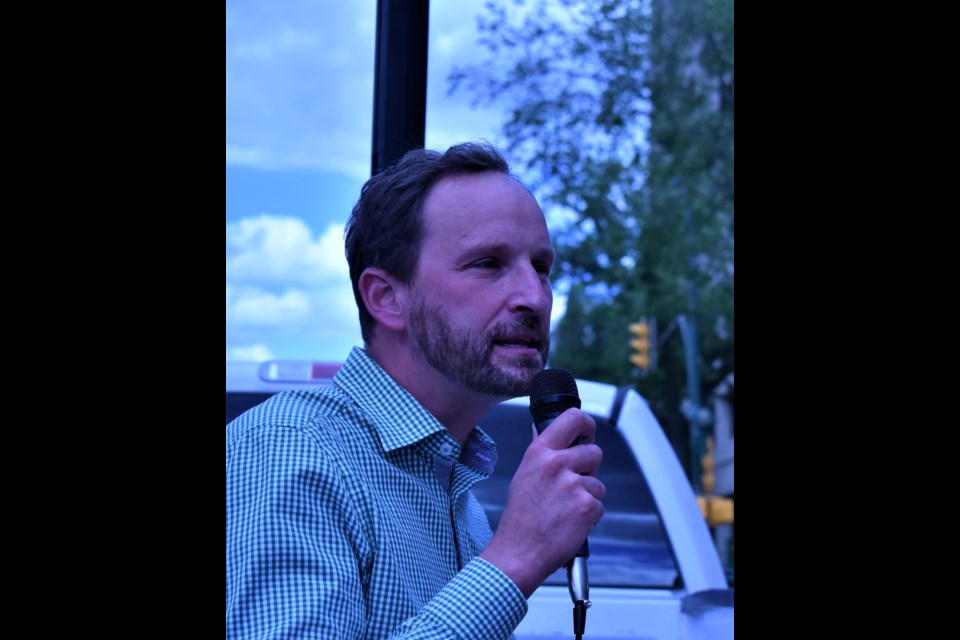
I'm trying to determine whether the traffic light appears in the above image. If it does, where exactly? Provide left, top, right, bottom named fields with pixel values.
left=629, top=320, right=651, bottom=371
left=708, top=496, right=734, bottom=526
left=695, top=436, right=734, bottom=527
left=696, top=495, right=735, bottom=526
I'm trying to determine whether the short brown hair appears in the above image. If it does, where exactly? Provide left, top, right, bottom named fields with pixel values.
left=345, top=141, right=513, bottom=342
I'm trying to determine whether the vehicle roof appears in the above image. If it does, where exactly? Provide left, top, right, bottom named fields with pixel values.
left=226, top=360, right=343, bottom=392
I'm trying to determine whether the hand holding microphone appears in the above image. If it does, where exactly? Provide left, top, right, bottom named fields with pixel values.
left=529, top=368, right=599, bottom=639
left=478, top=369, right=603, bottom=639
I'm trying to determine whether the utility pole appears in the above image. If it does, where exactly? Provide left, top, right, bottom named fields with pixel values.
left=371, top=0, right=430, bottom=176
left=677, top=314, right=710, bottom=492
left=678, top=204, right=711, bottom=493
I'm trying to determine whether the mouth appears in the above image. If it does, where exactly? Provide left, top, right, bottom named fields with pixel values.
left=492, top=333, right=543, bottom=355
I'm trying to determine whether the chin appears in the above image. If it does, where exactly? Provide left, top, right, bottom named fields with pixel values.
left=492, top=349, right=540, bottom=368
left=504, top=356, right=545, bottom=384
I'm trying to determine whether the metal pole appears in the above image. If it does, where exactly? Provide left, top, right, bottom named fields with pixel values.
left=371, top=0, right=430, bottom=176
left=677, top=314, right=703, bottom=492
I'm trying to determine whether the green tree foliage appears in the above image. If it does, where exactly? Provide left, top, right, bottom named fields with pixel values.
left=450, top=0, right=733, bottom=460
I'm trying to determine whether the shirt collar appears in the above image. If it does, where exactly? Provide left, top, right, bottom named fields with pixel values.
left=333, top=346, right=448, bottom=452
left=333, top=347, right=498, bottom=475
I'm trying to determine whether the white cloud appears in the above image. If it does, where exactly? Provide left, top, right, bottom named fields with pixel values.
left=228, top=287, right=312, bottom=326
left=226, top=0, right=508, bottom=179
left=226, top=1, right=376, bottom=179
left=227, top=215, right=362, bottom=361
left=226, top=279, right=362, bottom=361
left=425, top=1, right=510, bottom=152
left=226, top=215, right=348, bottom=286
left=230, top=24, right=322, bottom=62
left=228, top=343, right=275, bottom=362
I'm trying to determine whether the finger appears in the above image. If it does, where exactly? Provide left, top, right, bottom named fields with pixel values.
left=580, top=475, right=606, bottom=500
left=566, top=443, right=603, bottom=476
left=534, top=408, right=596, bottom=449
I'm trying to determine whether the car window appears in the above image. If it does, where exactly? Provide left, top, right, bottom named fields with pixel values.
left=476, top=403, right=679, bottom=589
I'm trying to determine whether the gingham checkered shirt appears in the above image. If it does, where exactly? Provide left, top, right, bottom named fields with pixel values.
left=226, top=347, right=527, bottom=639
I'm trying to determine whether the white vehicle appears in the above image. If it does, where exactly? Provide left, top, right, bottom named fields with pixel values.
left=227, top=361, right=734, bottom=640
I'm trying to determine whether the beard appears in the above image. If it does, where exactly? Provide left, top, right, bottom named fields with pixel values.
left=408, top=293, right=549, bottom=397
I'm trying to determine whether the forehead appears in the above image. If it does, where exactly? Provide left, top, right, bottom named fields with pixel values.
left=421, top=172, right=551, bottom=246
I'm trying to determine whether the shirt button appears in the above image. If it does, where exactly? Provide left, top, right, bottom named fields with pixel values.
left=439, top=443, right=454, bottom=456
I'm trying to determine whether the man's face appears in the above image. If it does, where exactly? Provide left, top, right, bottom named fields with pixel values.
left=408, top=171, right=555, bottom=397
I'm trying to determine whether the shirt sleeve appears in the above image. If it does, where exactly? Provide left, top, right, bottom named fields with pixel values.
left=388, top=557, right=527, bottom=640
left=227, top=423, right=370, bottom=638
left=227, top=424, right=527, bottom=640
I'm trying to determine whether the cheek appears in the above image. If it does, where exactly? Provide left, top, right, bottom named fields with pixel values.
left=421, top=272, right=490, bottom=305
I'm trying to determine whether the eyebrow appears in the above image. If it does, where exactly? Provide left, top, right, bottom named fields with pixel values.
left=455, top=241, right=555, bottom=262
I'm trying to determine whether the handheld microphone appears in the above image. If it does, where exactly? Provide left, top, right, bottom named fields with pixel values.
left=529, top=368, right=590, bottom=640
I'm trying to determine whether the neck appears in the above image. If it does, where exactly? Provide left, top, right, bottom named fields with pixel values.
left=364, top=342, right=504, bottom=446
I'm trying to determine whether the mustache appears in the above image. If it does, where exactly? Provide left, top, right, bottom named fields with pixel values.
left=487, top=316, right=548, bottom=345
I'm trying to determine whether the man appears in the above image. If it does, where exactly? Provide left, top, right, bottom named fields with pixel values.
left=226, top=142, right=605, bottom=639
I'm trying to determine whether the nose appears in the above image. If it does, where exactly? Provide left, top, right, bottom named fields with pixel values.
left=507, top=264, right=552, bottom=315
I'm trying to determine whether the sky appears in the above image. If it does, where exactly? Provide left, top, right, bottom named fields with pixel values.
left=226, top=0, right=547, bottom=363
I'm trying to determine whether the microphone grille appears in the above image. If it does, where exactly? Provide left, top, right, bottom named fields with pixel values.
left=530, top=368, right=578, bottom=402
left=529, top=368, right=581, bottom=425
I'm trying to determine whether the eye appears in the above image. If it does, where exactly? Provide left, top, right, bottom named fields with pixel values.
left=471, top=258, right=501, bottom=270
left=533, top=260, right=552, bottom=276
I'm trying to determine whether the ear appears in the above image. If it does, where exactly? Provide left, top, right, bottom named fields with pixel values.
left=357, top=267, right=407, bottom=332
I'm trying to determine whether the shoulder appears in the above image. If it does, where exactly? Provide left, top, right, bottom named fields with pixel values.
left=226, top=385, right=353, bottom=450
